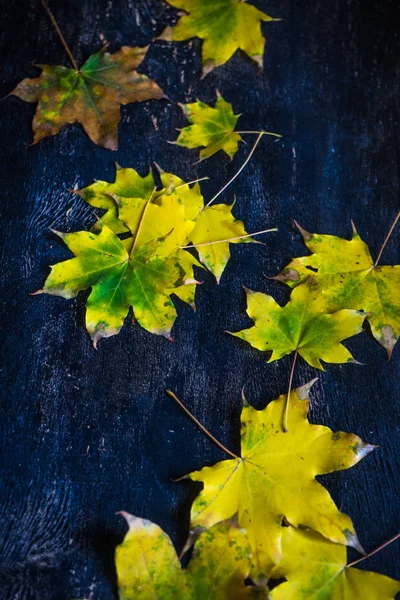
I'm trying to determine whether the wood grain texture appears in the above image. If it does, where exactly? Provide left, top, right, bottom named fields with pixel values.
left=0, top=0, right=399, bottom=598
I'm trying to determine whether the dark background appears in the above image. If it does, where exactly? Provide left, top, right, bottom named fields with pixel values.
left=0, top=0, right=399, bottom=598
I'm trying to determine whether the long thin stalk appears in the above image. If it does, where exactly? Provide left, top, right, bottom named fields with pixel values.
left=40, top=0, right=79, bottom=71
left=347, top=532, right=400, bottom=568
left=374, top=210, right=400, bottom=266
left=166, top=390, right=240, bottom=460
left=236, top=131, right=282, bottom=138
left=174, top=177, right=209, bottom=190
left=130, top=187, right=156, bottom=256
left=283, top=351, right=298, bottom=432
left=205, top=131, right=266, bottom=208
left=180, top=227, right=277, bottom=249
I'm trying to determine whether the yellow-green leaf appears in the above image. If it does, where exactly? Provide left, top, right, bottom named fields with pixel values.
left=175, top=95, right=242, bottom=160
left=186, top=381, right=374, bottom=579
left=40, top=224, right=184, bottom=345
left=270, top=526, right=400, bottom=600
left=116, top=514, right=268, bottom=599
left=116, top=513, right=191, bottom=600
left=230, top=278, right=366, bottom=369
left=275, top=223, right=400, bottom=357
left=39, top=167, right=256, bottom=344
left=161, top=0, right=277, bottom=76
left=11, top=47, right=164, bottom=149
left=187, top=519, right=269, bottom=599
left=190, top=203, right=251, bottom=282
left=76, top=166, right=157, bottom=234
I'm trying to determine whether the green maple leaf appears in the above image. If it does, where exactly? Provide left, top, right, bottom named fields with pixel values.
left=274, top=222, right=400, bottom=357
left=11, top=46, right=164, bottom=149
left=174, top=94, right=242, bottom=160
left=230, top=277, right=366, bottom=369
left=161, top=0, right=278, bottom=76
left=37, top=167, right=255, bottom=345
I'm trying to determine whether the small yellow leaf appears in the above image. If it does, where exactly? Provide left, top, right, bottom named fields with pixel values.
left=190, top=203, right=251, bottom=282
left=116, top=513, right=190, bottom=600
left=161, top=0, right=277, bottom=76
left=175, top=95, right=242, bottom=160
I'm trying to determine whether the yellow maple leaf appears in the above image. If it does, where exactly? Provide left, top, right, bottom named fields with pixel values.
left=161, top=0, right=278, bottom=76
left=184, top=381, right=374, bottom=580
left=174, top=94, right=242, bottom=160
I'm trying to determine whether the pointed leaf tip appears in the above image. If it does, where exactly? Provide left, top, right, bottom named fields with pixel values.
left=49, top=227, right=64, bottom=238
left=295, top=378, right=318, bottom=400
left=117, top=510, right=134, bottom=525
left=344, top=530, right=366, bottom=555
left=242, top=285, right=253, bottom=294
left=294, top=221, right=311, bottom=240
left=351, top=220, right=359, bottom=237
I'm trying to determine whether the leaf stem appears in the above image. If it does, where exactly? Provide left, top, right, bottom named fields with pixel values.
left=174, top=177, right=209, bottom=190
left=39, top=0, right=79, bottom=71
left=283, top=350, right=298, bottom=432
left=130, top=186, right=156, bottom=256
left=205, top=131, right=266, bottom=208
left=374, top=210, right=400, bottom=267
left=347, top=532, right=400, bottom=568
left=236, top=131, right=282, bottom=138
left=166, top=390, right=240, bottom=460
left=180, top=227, right=277, bottom=249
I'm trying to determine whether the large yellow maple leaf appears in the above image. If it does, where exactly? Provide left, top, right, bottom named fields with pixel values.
left=185, top=381, right=374, bottom=580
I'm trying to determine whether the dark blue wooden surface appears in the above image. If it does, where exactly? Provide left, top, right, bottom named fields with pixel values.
left=0, top=0, right=399, bottom=598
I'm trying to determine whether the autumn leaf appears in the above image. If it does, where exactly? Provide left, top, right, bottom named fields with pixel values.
left=38, top=166, right=259, bottom=345
left=192, top=519, right=259, bottom=597
left=174, top=94, right=242, bottom=160
left=116, top=512, right=191, bottom=600
left=189, top=202, right=253, bottom=283
left=161, top=0, right=278, bottom=76
left=75, top=165, right=157, bottom=234
left=274, top=222, right=400, bottom=357
left=11, top=46, right=164, bottom=149
left=270, top=526, right=400, bottom=600
left=186, top=519, right=269, bottom=599
left=116, top=513, right=268, bottom=599
left=230, top=277, right=366, bottom=369
left=183, top=381, right=374, bottom=580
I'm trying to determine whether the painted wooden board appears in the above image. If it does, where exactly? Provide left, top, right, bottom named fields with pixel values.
left=0, top=0, right=399, bottom=597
